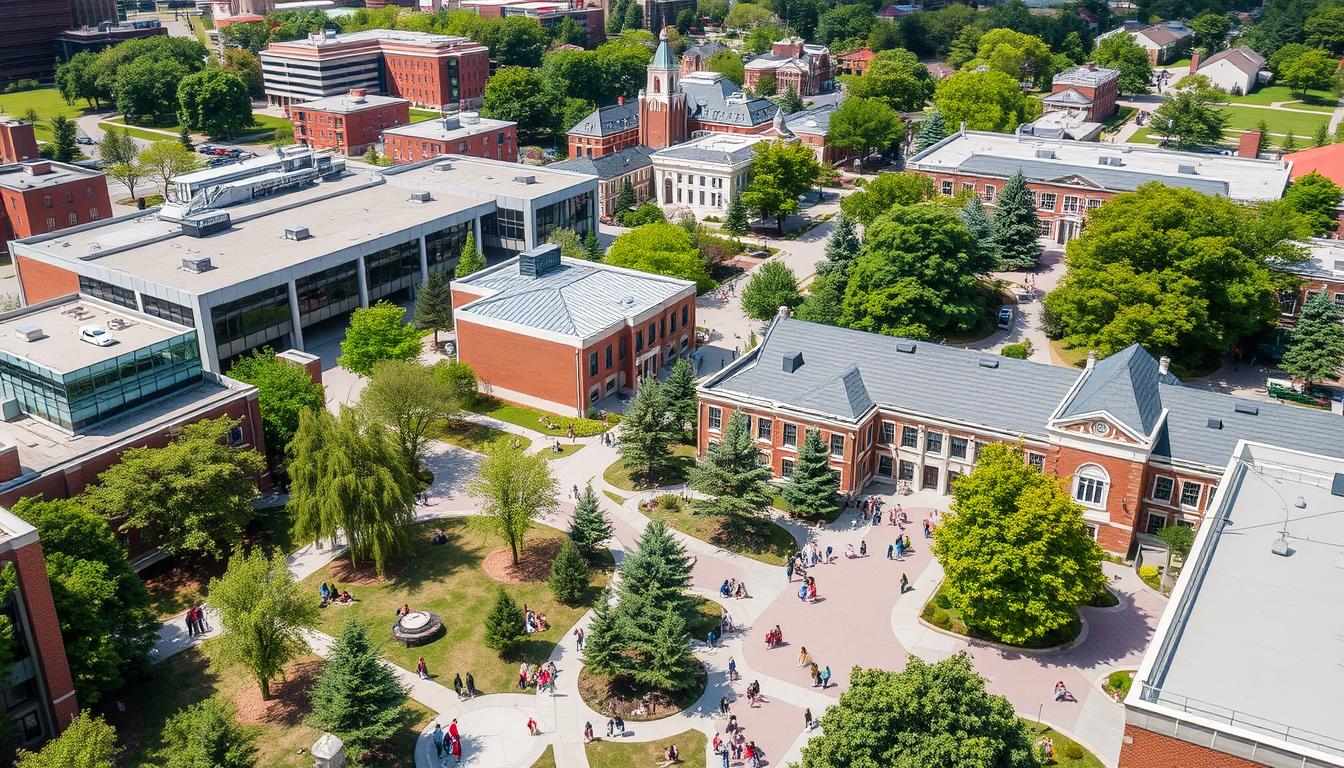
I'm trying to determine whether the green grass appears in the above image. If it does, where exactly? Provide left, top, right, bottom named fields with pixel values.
left=602, top=444, right=697, bottom=491
left=100, top=120, right=178, bottom=142
left=1029, top=724, right=1106, bottom=768
left=468, top=396, right=616, bottom=436
left=435, top=418, right=532, bottom=454
left=687, top=596, right=724, bottom=640
left=1138, top=564, right=1162, bottom=591
left=1220, top=105, right=1330, bottom=138
left=1217, top=85, right=1337, bottom=111
left=0, top=88, right=92, bottom=142
left=541, top=441, right=585, bottom=460
left=640, top=493, right=794, bottom=566
left=1086, top=586, right=1120, bottom=608
left=115, top=193, right=165, bottom=206
left=302, top=518, right=613, bottom=695
left=410, top=108, right=443, bottom=121
left=529, top=746, right=557, bottom=768
left=602, top=490, right=629, bottom=506
left=1165, top=57, right=1192, bottom=68
left=237, top=113, right=293, bottom=138
left=587, top=730, right=706, bottom=768
left=921, top=584, right=1082, bottom=649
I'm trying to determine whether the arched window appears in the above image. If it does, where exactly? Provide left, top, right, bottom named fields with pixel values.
left=654, top=77, right=661, bottom=93
left=1073, top=464, right=1109, bottom=507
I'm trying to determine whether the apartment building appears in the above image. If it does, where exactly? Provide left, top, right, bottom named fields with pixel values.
left=291, top=89, right=411, bottom=156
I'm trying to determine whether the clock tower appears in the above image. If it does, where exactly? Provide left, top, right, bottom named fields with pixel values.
left=638, top=29, right=687, bottom=149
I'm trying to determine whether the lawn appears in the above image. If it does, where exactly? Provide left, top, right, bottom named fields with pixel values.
left=1103, top=670, right=1134, bottom=700
left=436, top=418, right=532, bottom=454
left=529, top=746, right=556, bottom=768
left=239, top=113, right=293, bottom=139
left=1029, top=723, right=1106, bottom=768
left=410, top=107, right=443, bottom=122
left=468, top=396, right=616, bottom=437
left=105, top=645, right=433, bottom=768
left=1101, top=105, right=1136, bottom=133
left=587, top=729, right=706, bottom=768
left=0, top=87, right=91, bottom=142
left=302, top=518, right=613, bottom=694
left=1218, top=85, right=1337, bottom=112
left=640, top=493, right=795, bottom=566
left=921, top=584, right=1082, bottom=649
left=688, top=596, right=724, bottom=640
left=602, top=490, right=629, bottom=506
left=100, top=120, right=178, bottom=142
left=103, top=113, right=293, bottom=143
left=602, top=444, right=697, bottom=491
left=541, top=442, right=585, bottom=460
left=1220, top=105, right=1331, bottom=138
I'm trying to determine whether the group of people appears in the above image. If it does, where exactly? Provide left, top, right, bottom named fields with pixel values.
left=523, top=605, right=549, bottom=634
left=184, top=604, right=210, bottom=637
left=887, top=534, right=915, bottom=561
left=718, top=578, right=749, bottom=600
left=713, top=728, right=762, bottom=768
left=451, top=672, right=477, bottom=700
left=430, top=719, right=463, bottom=764
left=763, top=624, right=783, bottom=648
left=318, top=581, right=353, bottom=607
left=796, top=576, right=819, bottom=603
left=844, top=541, right=868, bottom=559
left=517, top=660, right=558, bottom=694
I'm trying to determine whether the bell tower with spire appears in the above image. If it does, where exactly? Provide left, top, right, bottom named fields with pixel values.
left=638, top=29, right=687, bottom=149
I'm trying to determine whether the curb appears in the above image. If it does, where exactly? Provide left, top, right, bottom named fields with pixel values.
left=914, top=611, right=1090, bottom=656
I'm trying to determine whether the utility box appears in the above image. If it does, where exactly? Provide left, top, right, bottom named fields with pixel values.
left=312, top=733, right=346, bottom=768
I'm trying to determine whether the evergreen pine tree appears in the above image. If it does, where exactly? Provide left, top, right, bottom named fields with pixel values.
left=960, top=195, right=995, bottom=259
left=178, top=123, right=193, bottom=150
left=618, top=380, right=681, bottom=483
left=914, top=109, right=947, bottom=152
left=818, top=213, right=859, bottom=278
left=615, top=178, right=637, bottom=213
left=618, top=520, right=694, bottom=614
left=988, top=171, right=1043, bottom=270
left=456, top=233, right=485, bottom=277
left=413, top=271, right=453, bottom=344
left=632, top=607, right=699, bottom=692
left=723, top=193, right=749, bottom=238
left=777, top=85, right=804, bottom=115
left=1282, top=132, right=1298, bottom=152
left=580, top=587, right=622, bottom=673
left=583, top=229, right=603, bottom=260
left=780, top=428, right=839, bottom=519
left=662, top=358, right=698, bottom=432
left=688, top=412, right=772, bottom=519
left=1257, top=119, right=1271, bottom=154
left=50, top=115, right=78, bottom=163
left=483, top=588, right=525, bottom=652
left=1314, top=122, right=1331, bottom=147
left=569, top=484, right=613, bottom=560
left=548, top=537, right=590, bottom=605
left=307, top=616, right=408, bottom=766
left=1281, top=292, right=1344, bottom=385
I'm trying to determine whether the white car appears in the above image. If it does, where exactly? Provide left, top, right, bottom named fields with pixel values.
left=78, top=325, right=116, bottom=347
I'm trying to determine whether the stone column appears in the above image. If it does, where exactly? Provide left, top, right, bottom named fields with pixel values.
left=356, top=256, right=369, bottom=308
left=286, top=280, right=304, bottom=351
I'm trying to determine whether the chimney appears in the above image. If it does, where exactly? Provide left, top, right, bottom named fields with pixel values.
left=1189, top=52, right=1200, bottom=74
left=777, top=305, right=792, bottom=320
left=0, top=444, right=19, bottom=484
left=618, top=95, right=624, bottom=106
left=1237, top=130, right=1262, bottom=159
left=1158, top=355, right=1170, bottom=376
left=1086, top=350, right=1097, bottom=370
left=21, top=161, right=51, bottom=176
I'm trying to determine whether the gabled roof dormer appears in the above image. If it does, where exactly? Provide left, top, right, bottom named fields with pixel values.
left=1048, top=345, right=1176, bottom=454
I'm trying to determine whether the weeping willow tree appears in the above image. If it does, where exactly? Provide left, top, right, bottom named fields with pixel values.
left=287, top=407, right=417, bottom=576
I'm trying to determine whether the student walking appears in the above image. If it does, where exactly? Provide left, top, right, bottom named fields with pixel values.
left=417, top=657, right=429, bottom=680
left=900, top=573, right=910, bottom=593
left=804, top=708, right=813, bottom=731
left=453, top=673, right=463, bottom=698
left=432, top=724, right=445, bottom=758
left=820, top=665, right=832, bottom=689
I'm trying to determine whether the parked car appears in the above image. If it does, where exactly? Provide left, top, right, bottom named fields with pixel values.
left=996, top=306, right=1015, bottom=330
left=75, top=136, right=94, bottom=145
left=78, top=325, right=116, bottom=347
left=197, top=144, right=217, bottom=154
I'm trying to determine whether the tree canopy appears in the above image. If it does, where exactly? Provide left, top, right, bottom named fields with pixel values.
left=160, top=698, right=256, bottom=768
left=14, top=712, right=118, bottom=768
left=605, top=223, right=714, bottom=291
left=482, top=66, right=559, bottom=142
left=1281, top=291, right=1344, bottom=385
left=741, top=140, right=823, bottom=233
left=1278, top=47, right=1339, bottom=96
left=780, top=428, right=839, bottom=519
left=226, top=348, right=326, bottom=457
left=840, top=172, right=937, bottom=226
left=619, top=379, right=682, bottom=482
left=934, top=69, right=1040, bottom=133
left=338, top=301, right=424, bottom=376
left=966, top=28, right=1056, bottom=89
left=1151, top=78, right=1228, bottom=149
left=988, top=170, right=1043, bottom=270
left=177, top=68, right=253, bottom=139
left=741, top=261, right=803, bottom=320
left=827, top=96, right=905, bottom=162
left=467, top=441, right=558, bottom=564
left=308, top=616, right=409, bottom=765
left=1092, top=33, right=1153, bottom=94
left=359, top=359, right=460, bottom=470
left=839, top=49, right=935, bottom=112
left=688, top=411, right=772, bottom=519
left=1282, top=170, right=1343, bottom=236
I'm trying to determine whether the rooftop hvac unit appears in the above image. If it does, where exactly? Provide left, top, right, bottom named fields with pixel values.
left=1177, top=164, right=1197, bottom=174
left=13, top=326, right=44, bottom=342
left=978, top=357, right=999, bottom=369
left=409, top=191, right=433, bottom=203
left=782, top=352, right=803, bottom=373
left=460, top=112, right=481, bottom=125
left=1035, top=149, right=1056, bottom=159
left=440, top=116, right=461, bottom=131
left=284, top=226, right=312, bottom=241
left=0, top=398, right=20, bottom=422
left=512, top=175, right=537, bottom=185
left=433, top=161, right=454, bottom=172
left=181, top=256, right=213, bottom=273
left=1099, top=156, right=1123, bottom=167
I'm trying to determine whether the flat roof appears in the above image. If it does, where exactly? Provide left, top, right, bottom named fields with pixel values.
left=382, top=115, right=515, bottom=141
left=381, top=155, right=596, bottom=202
left=1285, top=238, right=1344, bottom=280
left=1132, top=442, right=1344, bottom=763
left=909, top=130, right=1292, bottom=201
left=0, top=161, right=104, bottom=192
left=653, top=133, right=765, bottom=165
left=293, top=92, right=408, bottom=113
left=271, top=28, right=475, bottom=48
left=1052, top=64, right=1119, bottom=86
left=0, top=296, right=192, bottom=374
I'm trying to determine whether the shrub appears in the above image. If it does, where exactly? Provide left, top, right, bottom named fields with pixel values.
left=1107, top=671, right=1132, bottom=697
left=1064, top=743, right=1085, bottom=760
left=932, top=592, right=953, bottom=610
left=1138, top=565, right=1161, bottom=591
left=657, top=493, right=681, bottom=511
left=585, top=407, right=601, bottom=420
left=1001, top=342, right=1030, bottom=359
left=928, top=608, right=952, bottom=629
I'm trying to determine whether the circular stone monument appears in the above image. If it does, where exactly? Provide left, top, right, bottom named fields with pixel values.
left=392, top=610, right=442, bottom=647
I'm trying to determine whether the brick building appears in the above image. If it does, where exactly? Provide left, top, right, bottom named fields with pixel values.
left=383, top=112, right=518, bottom=164
left=651, top=133, right=763, bottom=218
left=836, top=47, right=875, bottom=76
left=639, top=0, right=695, bottom=33
left=0, top=0, right=72, bottom=84
left=451, top=244, right=696, bottom=415
left=261, top=29, right=491, bottom=111
left=291, top=89, right=411, bottom=156
left=742, top=39, right=832, bottom=97
left=567, top=100, right=641, bottom=159
left=1122, top=442, right=1344, bottom=768
left=1043, top=64, right=1119, bottom=122
left=1277, top=238, right=1344, bottom=326
left=550, top=145, right=656, bottom=216
left=1096, top=21, right=1192, bottom=65
left=697, top=315, right=1344, bottom=555
left=681, top=41, right=726, bottom=74
left=1, top=161, right=113, bottom=258
left=770, top=104, right=847, bottom=165
left=0, top=117, right=40, bottom=163
left=907, top=129, right=1292, bottom=244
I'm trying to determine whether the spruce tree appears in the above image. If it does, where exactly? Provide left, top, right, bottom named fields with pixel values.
left=615, top=178, right=637, bottom=213
left=1314, top=123, right=1331, bottom=147
left=413, top=271, right=453, bottom=344
left=688, top=412, right=772, bottom=519
left=633, top=607, right=699, bottom=692
left=914, top=109, right=947, bottom=152
left=988, top=171, right=1043, bottom=270
left=723, top=193, right=749, bottom=238
left=777, top=84, right=804, bottom=115
left=569, top=484, right=613, bottom=561
left=483, top=588, right=525, bottom=652
left=618, top=520, right=694, bottom=623
left=50, top=115, right=78, bottom=163
left=818, top=213, right=859, bottom=278
left=960, top=195, right=995, bottom=257
left=178, top=123, right=193, bottom=150
left=662, top=358, right=698, bottom=432
left=618, top=380, right=681, bottom=483
left=456, top=233, right=485, bottom=277
left=1282, top=132, right=1298, bottom=152
left=1281, top=291, right=1344, bottom=385
left=780, top=428, right=839, bottom=519
left=581, top=587, right=622, bottom=673
left=623, top=2, right=642, bottom=31
left=307, top=616, right=408, bottom=766
left=583, top=229, right=603, bottom=260
left=548, top=537, right=590, bottom=605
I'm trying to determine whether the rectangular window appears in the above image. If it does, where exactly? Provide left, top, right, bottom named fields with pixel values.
left=1179, top=481, right=1202, bottom=508
left=757, top=418, right=772, bottom=441
left=67, top=212, right=78, bottom=226
left=983, top=184, right=996, bottom=202
left=589, top=352, right=598, bottom=376
left=670, top=312, right=676, bottom=333
left=880, top=422, right=895, bottom=444
left=682, top=306, right=688, bottom=325
left=900, top=426, right=918, bottom=449
left=1145, top=512, right=1167, bottom=535
left=829, top=434, right=844, bottom=457
left=1040, top=192, right=1058, bottom=210
left=649, top=322, right=656, bottom=342
left=1037, top=220, right=1052, bottom=237
left=1026, top=452, right=1044, bottom=470
left=142, top=295, right=195, bottom=326
left=925, top=431, right=943, bottom=454
left=950, top=436, right=969, bottom=460
left=782, top=423, right=797, bottom=447
left=940, top=180, right=953, bottom=195
left=1086, top=197, right=1103, bottom=209
left=636, top=331, right=643, bottom=352
left=77, top=276, right=137, bottom=310
left=781, top=458, right=795, bottom=479
left=878, top=455, right=893, bottom=477
left=619, top=336, right=628, bottom=359
left=605, top=345, right=613, bottom=369
left=708, top=406, right=722, bottom=431
left=1062, top=195, right=1081, bottom=214
left=1151, top=476, right=1174, bottom=502
left=898, top=460, right=915, bottom=481
left=660, top=317, right=666, bottom=339
left=1076, top=476, right=1106, bottom=506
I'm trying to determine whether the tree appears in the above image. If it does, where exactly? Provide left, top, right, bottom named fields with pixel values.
left=663, top=357, right=698, bottom=431
left=1282, top=132, right=1298, bottom=152
left=161, top=699, right=256, bottom=768
left=308, top=616, right=408, bottom=766
left=755, top=72, right=778, bottom=97
left=606, top=223, right=714, bottom=290
left=55, top=51, right=103, bottom=108
left=177, top=68, right=253, bottom=139
left=139, top=140, right=201, bottom=197
left=742, top=140, right=822, bottom=234
left=105, top=161, right=146, bottom=204
left=828, top=96, right=904, bottom=162
left=1283, top=170, right=1344, bottom=235
left=583, top=229, right=603, bottom=260
left=967, top=28, right=1056, bottom=89
left=1044, top=183, right=1305, bottom=369
left=596, top=37, right=653, bottom=101
left=618, top=202, right=667, bottom=227
left=457, top=232, right=485, bottom=277
left=839, top=171, right=934, bottom=226
left=913, top=108, right=947, bottom=152
left=726, top=2, right=776, bottom=30
left=226, top=348, right=327, bottom=456
left=482, top=66, right=559, bottom=142
left=1281, top=292, right=1344, bottom=385
left=706, top=49, right=745, bottom=83
left=689, top=411, right=772, bottom=519
left=468, top=441, right=558, bottom=564
left=1150, top=85, right=1228, bottom=149
left=360, top=359, right=459, bottom=470
left=114, top=56, right=196, bottom=124
left=178, top=123, right=193, bottom=150
left=548, top=537, right=590, bottom=605
left=493, top=16, right=548, bottom=66
left=1305, top=6, right=1344, bottom=54
left=219, top=20, right=273, bottom=53
left=547, top=228, right=586, bottom=260
left=413, top=271, right=454, bottom=345
left=1156, top=523, right=1194, bottom=577
left=569, top=484, right=613, bottom=560
left=99, top=128, right=137, bottom=166
left=798, top=655, right=1037, bottom=768
left=933, top=443, right=1103, bottom=645
left=619, top=379, right=682, bottom=481
left=209, top=547, right=318, bottom=700
left=622, top=3, right=643, bottom=34
left=634, top=607, right=699, bottom=691
left=614, top=177, right=637, bottom=213
left=720, top=193, right=751, bottom=243
left=819, top=213, right=861, bottom=279
left=338, top=301, right=423, bottom=376
left=1315, top=122, right=1332, bottom=147
left=780, top=428, right=838, bottom=518
left=483, top=588, right=526, bottom=651
left=1278, top=47, right=1339, bottom=97
left=934, top=69, right=1040, bottom=133
left=817, top=3, right=875, bottom=46
left=288, top=406, right=416, bottom=573
left=1190, top=11, right=1231, bottom=53
left=989, top=170, right=1043, bottom=270
left=552, top=15, right=588, bottom=46
left=85, top=416, right=263, bottom=557
left=1093, top=33, right=1153, bottom=94
left=222, top=49, right=265, bottom=96
left=14, top=712, right=118, bottom=768
left=10, top=497, right=157, bottom=706
left=741, top=260, right=803, bottom=320
left=960, top=194, right=994, bottom=250
left=50, top=115, right=78, bottom=162
left=776, top=84, right=804, bottom=114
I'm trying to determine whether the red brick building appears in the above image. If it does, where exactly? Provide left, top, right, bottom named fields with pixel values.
left=550, top=146, right=656, bottom=216
left=452, top=244, right=696, bottom=415
left=836, top=48, right=875, bottom=76
left=0, top=117, right=39, bottom=163
left=291, top=89, right=410, bottom=156
left=1042, top=63, right=1120, bottom=122
left=567, top=99, right=641, bottom=159
left=1277, top=238, right=1344, bottom=327
left=0, top=161, right=112, bottom=257
left=382, top=112, right=518, bottom=164
left=743, top=39, right=832, bottom=98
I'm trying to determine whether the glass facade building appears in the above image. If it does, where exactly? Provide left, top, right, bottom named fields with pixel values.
left=212, top=285, right=293, bottom=362
left=535, top=192, right=593, bottom=243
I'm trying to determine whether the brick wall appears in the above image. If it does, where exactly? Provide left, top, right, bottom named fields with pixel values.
left=0, top=122, right=39, bottom=163
left=568, top=129, right=640, bottom=159
left=0, top=541, right=77, bottom=733
left=1120, top=725, right=1266, bottom=768
left=1, top=177, right=112, bottom=255
left=385, top=124, right=518, bottom=164
left=13, top=255, right=80, bottom=304
left=455, top=317, right=580, bottom=413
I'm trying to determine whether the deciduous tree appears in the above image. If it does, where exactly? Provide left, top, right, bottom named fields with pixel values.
left=226, top=348, right=327, bottom=457
left=177, top=68, right=253, bottom=139
left=741, top=260, right=803, bottom=320
left=14, top=712, right=118, bottom=768
left=1190, top=11, right=1231, bottom=53
left=934, top=69, right=1040, bottom=133
left=706, top=49, right=745, bottom=83
left=139, top=140, right=202, bottom=197
left=482, top=66, right=559, bottom=142
left=308, top=616, right=409, bottom=765
left=1150, top=81, right=1228, bottom=149
left=742, top=140, right=822, bottom=234
left=1283, top=170, right=1343, bottom=235
left=338, top=301, right=424, bottom=376
left=1093, top=33, right=1152, bottom=94
left=360, top=359, right=459, bottom=469
left=828, top=96, right=904, bottom=162
left=468, top=442, right=558, bottom=564
left=839, top=171, right=934, bottom=225
left=1278, top=47, right=1339, bottom=97
left=606, top=223, right=714, bottom=290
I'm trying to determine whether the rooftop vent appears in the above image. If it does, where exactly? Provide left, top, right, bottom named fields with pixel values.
left=1099, top=156, right=1123, bottom=167
left=433, top=161, right=454, bottom=172
left=409, top=191, right=432, bottom=203
left=1035, top=149, right=1056, bottom=159
left=1332, top=472, right=1344, bottom=497
left=782, top=352, right=804, bottom=373
left=978, top=357, right=999, bottom=369
left=518, top=243, right=561, bottom=278
left=895, top=342, right=916, bottom=354
left=1333, top=259, right=1344, bottom=272
left=1234, top=403, right=1259, bottom=415
left=460, top=111, right=481, bottom=125
left=1177, top=163, right=1197, bottom=174
left=21, top=161, right=52, bottom=176
left=13, top=325, right=44, bottom=342
left=181, top=256, right=213, bottom=273
left=512, top=175, right=537, bottom=185
left=1207, top=418, right=1223, bottom=429
left=440, top=115, right=461, bottom=131
left=284, top=226, right=311, bottom=241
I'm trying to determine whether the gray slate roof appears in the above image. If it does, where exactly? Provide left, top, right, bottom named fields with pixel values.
left=567, top=101, right=640, bottom=137
left=684, top=41, right=726, bottom=61
left=1057, top=344, right=1173, bottom=436
left=682, top=76, right=779, bottom=128
left=784, top=104, right=836, bottom=135
left=548, top=146, right=655, bottom=180
left=1153, top=384, right=1344, bottom=466
left=654, top=140, right=761, bottom=164
left=956, top=154, right=1231, bottom=196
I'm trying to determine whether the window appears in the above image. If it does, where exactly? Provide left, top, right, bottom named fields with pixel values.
left=88, top=207, right=100, bottom=220
left=636, top=330, right=643, bottom=352
left=1179, top=481, right=1202, bottom=508
left=782, top=423, right=797, bottom=447
left=1026, top=451, right=1044, bottom=470
left=898, top=460, right=915, bottom=481
left=900, top=426, right=918, bottom=449
left=1037, top=220, right=1052, bottom=237
left=670, top=311, right=676, bottom=333
left=605, top=345, right=612, bottom=369
left=67, top=212, right=78, bottom=226
left=45, top=217, right=55, bottom=230
left=781, top=458, right=795, bottom=478
left=1086, top=197, right=1103, bottom=209
left=757, top=418, right=772, bottom=441
left=589, top=386, right=599, bottom=404
left=1074, top=464, right=1109, bottom=507
left=1062, top=195, right=1081, bottom=214
left=682, top=306, right=688, bottom=326
left=880, top=422, right=895, bottom=444
left=829, top=434, right=844, bottom=457
left=1084, top=524, right=1098, bottom=540
left=1040, top=192, right=1057, bottom=210
left=925, top=431, right=943, bottom=454
left=589, top=352, right=598, bottom=376
left=949, top=436, right=969, bottom=460
left=1279, top=291, right=1300, bottom=315
left=619, top=336, right=628, bottom=359
left=878, top=454, right=893, bottom=477
left=42, top=195, right=52, bottom=208
left=960, top=182, right=974, bottom=193
left=1145, top=512, right=1166, bottom=535
left=983, top=184, right=996, bottom=202
left=78, top=276, right=137, bottom=309
left=940, top=180, right=953, bottom=195
left=708, top=406, right=722, bottom=431
left=1151, top=476, right=1174, bottom=503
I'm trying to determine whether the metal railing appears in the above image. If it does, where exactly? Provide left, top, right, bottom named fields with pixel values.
left=1139, top=683, right=1344, bottom=759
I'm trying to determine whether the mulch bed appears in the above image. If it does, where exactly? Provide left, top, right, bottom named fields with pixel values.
left=481, top=538, right=561, bottom=584
left=234, top=658, right=323, bottom=727
left=577, top=665, right=706, bottom=721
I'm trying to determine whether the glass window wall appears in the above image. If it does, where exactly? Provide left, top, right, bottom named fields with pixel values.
left=212, top=285, right=291, bottom=361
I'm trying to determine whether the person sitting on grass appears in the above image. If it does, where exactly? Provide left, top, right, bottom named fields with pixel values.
left=657, top=744, right=680, bottom=766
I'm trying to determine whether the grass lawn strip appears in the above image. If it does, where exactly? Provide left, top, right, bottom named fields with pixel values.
left=436, top=418, right=532, bottom=454
left=1219, top=105, right=1330, bottom=137
left=528, top=745, right=557, bottom=768
left=0, top=88, right=90, bottom=141
left=1217, top=85, right=1336, bottom=111
left=602, top=444, right=697, bottom=491
left=469, top=396, right=615, bottom=437
left=1029, top=724, right=1105, bottom=768
left=1103, top=670, right=1133, bottom=700
left=602, top=490, right=629, bottom=506
left=642, top=494, right=794, bottom=566
left=772, top=492, right=845, bottom=524
left=410, top=107, right=443, bottom=121
left=302, top=518, right=612, bottom=694
left=587, top=729, right=706, bottom=768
